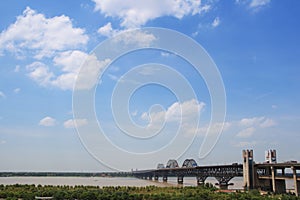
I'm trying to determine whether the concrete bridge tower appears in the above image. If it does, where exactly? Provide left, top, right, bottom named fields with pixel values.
left=243, top=149, right=255, bottom=190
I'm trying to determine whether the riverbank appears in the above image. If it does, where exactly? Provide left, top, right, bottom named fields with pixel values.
left=0, top=184, right=299, bottom=200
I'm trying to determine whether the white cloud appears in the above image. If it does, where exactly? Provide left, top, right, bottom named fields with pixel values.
left=26, top=62, right=54, bottom=87
left=236, top=0, right=271, bottom=10
left=235, top=116, right=276, bottom=138
left=141, top=99, right=205, bottom=132
left=14, top=88, right=21, bottom=94
left=239, top=116, right=265, bottom=127
left=98, top=22, right=118, bottom=37
left=26, top=50, right=89, bottom=90
left=14, top=65, right=20, bottom=72
left=92, top=0, right=208, bottom=28
left=75, top=55, right=111, bottom=90
left=112, top=30, right=157, bottom=47
left=39, top=116, right=56, bottom=127
left=64, top=118, right=88, bottom=129
left=260, top=118, right=276, bottom=128
left=0, top=91, right=6, bottom=98
left=0, top=140, right=6, bottom=144
left=236, top=127, right=255, bottom=138
left=52, top=50, right=88, bottom=90
left=0, top=7, right=90, bottom=91
left=249, top=0, right=271, bottom=8
left=0, top=7, right=88, bottom=59
left=239, top=116, right=276, bottom=128
left=54, top=50, right=87, bottom=73
left=166, top=99, right=205, bottom=122
left=212, top=17, right=220, bottom=28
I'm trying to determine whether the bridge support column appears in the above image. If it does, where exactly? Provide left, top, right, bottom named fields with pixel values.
left=243, top=149, right=254, bottom=190
left=163, top=176, right=168, bottom=182
left=177, top=176, right=184, bottom=184
left=196, top=176, right=207, bottom=186
left=154, top=176, right=159, bottom=181
left=270, top=166, right=286, bottom=194
left=219, top=183, right=229, bottom=190
left=215, top=176, right=233, bottom=190
left=292, top=167, right=299, bottom=196
left=271, top=166, right=276, bottom=193
left=148, top=176, right=153, bottom=180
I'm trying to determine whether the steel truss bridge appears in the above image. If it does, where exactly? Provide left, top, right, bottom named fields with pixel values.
left=132, top=159, right=243, bottom=189
left=132, top=152, right=300, bottom=196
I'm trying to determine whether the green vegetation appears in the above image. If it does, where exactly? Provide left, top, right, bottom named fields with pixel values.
left=0, top=184, right=299, bottom=200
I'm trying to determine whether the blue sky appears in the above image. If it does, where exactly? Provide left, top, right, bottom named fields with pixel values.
left=0, top=0, right=300, bottom=171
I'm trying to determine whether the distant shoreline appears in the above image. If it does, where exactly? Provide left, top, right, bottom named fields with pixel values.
left=0, top=172, right=132, bottom=177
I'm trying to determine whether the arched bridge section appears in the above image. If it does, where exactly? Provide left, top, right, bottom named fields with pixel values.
left=166, top=159, right=179, bottom=168
left=182, top=159, right=197, bottom=168
left=157, top=164, right=165, bottom=169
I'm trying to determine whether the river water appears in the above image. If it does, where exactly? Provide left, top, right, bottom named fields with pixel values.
left=0, top=177, right=295, bottom=190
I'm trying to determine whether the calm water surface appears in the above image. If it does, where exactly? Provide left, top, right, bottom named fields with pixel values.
left=0, top=177, right=295, bottom=190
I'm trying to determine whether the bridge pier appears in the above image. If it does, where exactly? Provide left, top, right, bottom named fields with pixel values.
left=270, top=166, right=286, bottom=194
left=163, top=176, right=168, bottom=182
left=243, top=149, right=254, bottom=190
left=292, top=166, right=299, bottom=196
left=154, top=175, right=159, bottom=181
left=215, top=176, right=233, bottom=190
left=177, top=176, right=184, bottom=184
left=196, top=176, right=207, bottom=186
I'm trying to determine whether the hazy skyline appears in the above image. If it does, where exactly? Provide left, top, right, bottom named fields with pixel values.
left=0, top=0, right=300, bottom=171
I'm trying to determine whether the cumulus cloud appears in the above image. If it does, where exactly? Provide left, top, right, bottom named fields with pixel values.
left=39, top=116, right=56, bottom=127
left=0, top=7, right=90, bottom=91
left=98, top=22, right=118, bottom=37
left=212, top=17, right=220, bottom=28
left=239, top=116, right=275, bottom=128
left=0, top=7, right=88, bottom=59
left=112, top=30, right=157, bottom=47
left=26, top=52, right=108, bottom=91
left=52, top=50, right=88, bottom=90
left=239, top=116, right=265, bottom=127
left=260, top=118, right=276, bottom=128
left=64, top=118, right=88, bottom=129
left=236, top=0, right=271, bottom=10
left=249, top=0, right=271, bottom=8
left=235, top=116, right=276, bottom=138
left=26, top=62, right=54, bottom=87
left=236, top=127, right=255, bottom=138
left=75, top=55, right=111, bottom=90
left=26, top=50, right=89, bottom=90
left=140, top=99, right=205, bottom=133
left=92, top=0, right=208, bottom=28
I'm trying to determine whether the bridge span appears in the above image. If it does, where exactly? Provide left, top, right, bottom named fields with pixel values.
left=132, top=163, right=243, bottom=189
left=132, top=150, right=300, bottom=196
